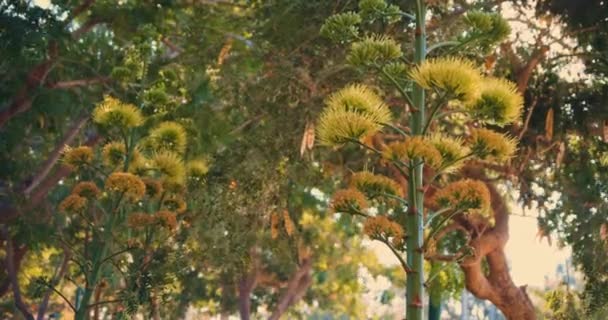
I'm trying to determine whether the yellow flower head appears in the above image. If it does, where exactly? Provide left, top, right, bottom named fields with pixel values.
left=350, top=171, right=403, bottom=197
left=428, top=134, right=471, bottom=172
left=92, top=96, right=143, bottom=129
left=105, top=172, right=146, bottom=202
left=470, top=128, right=517, bottom=162
left=317, top=84, right=393, bottom=146
left=102, top=141, right=125, bottom=167
left=467, top=77, right=523, bottom=126
left=151, top=151, right=186, bottom=185
left=59, top=194, right=88, bottom=213
left=326, top=84, right=392, bottom=122
left=383, top=137, right=442, bottom=169
left=363, top=215, right=404, bottom=246
left=127, top=154, right=149, bottom=176
left=347, top=35, right=402, bottom=66
left=127, top=212, right=156, bottom=228
left=331, top=188, right=369, bottom=214
left=72, top=181, right=100, bottom=198
left=148, top=121, right=188, bottom=154
left=187, top=159, right=209, bottom=182
left=155, top=210, right=178, bottom=230
left=63, top=146, right=94, bottom=170
left=432, top=179, right=491, bottom=216
left=317, top=109, right=382, bottom=146
left=142, top=178, right=163, bottom=199
left=409, top=57, right=481, bottom=103
left=162, top=196, right=187, bottom=214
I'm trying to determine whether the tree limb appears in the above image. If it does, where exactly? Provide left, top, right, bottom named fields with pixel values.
left=2, top=227, right=34, bottom=320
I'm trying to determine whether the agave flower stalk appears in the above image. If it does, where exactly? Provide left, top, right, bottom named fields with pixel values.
left=405, top=1, right=427, bottom=319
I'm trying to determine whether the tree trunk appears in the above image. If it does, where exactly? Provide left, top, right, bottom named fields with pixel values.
left=269, top=257, right=313, bottom=320
left=458, top=168, right=536, bottom=320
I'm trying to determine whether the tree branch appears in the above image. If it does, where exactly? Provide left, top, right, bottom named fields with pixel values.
left=2, top=227, right=34, bottom=320
left=268, top=257, right=313, bottom=320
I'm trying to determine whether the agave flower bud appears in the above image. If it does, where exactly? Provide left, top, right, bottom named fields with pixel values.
left=467, top=78, right=523, bottom=126
left=320, top=12, right=362, bottom=43
left=347, top=35, right=402, bottom=67
left=463, top=11, right=511, bottom=52
left=409, top=57, right=482, bottom=103
left=359, top=0, right=402, bottom=24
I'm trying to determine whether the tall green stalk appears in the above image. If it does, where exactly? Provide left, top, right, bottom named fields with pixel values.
left=406, top=1, right=426, bottom=319
left=428, top=262, right=443, bottom=320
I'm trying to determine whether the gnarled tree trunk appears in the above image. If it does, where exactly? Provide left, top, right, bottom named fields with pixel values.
left=457, top=167, right=536, bottom=320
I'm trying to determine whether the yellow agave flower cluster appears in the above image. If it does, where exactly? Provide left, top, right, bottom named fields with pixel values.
left=330, top=171, right=402, bottom=215
left=431, top=179, right=492, bottom=218
left=410, top=57, right=523, bottom=126
left=317, top=84, right=392, bottom=146
left=363, top=215, right=404, bottom=247
left=317, top=57, right=521, bottom=164
left=65, top=96, right=210, bottom=188
left=60, top=96, right=209, bottom=233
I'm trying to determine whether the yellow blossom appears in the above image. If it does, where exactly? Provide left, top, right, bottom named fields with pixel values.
left=156, top=210, right=178, bottom=230
left=59, top=194, right=87, bottom=213
left=470, top=128, right=517, bottom=162
left=331, top=188, right=369, bottom=214
left=151, top=151, right=186, bottom=185
left=72, top=181, right=100, bottom=198
left=187, top=159, right=209, bottom=182
left=317, top=84, right=393, bottom=146
left=432, top=179, right=491, bottom=216
left=105, top=172, right=146, bottom=202
left=317, top=109, right=383, bottom=146
left=350, top=171, right=403, bottom=197
left=383, top=137, right=442, bottom=169
left=326, top=84, right=392, bottom=122
left=363, top=215, right=404, bottom=246
left=142, top=178, right=163, bottom=199
left=467, top=77, right=523, bottom=126
left=409, top=57, right=482, bottom=103
left=63, top=146, right=94, bottom=169
left=92, top=95, right=143, bottom=129
left=148, top=121, right=188, bottom=154
left=428, top=133, right=471, bottom=172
